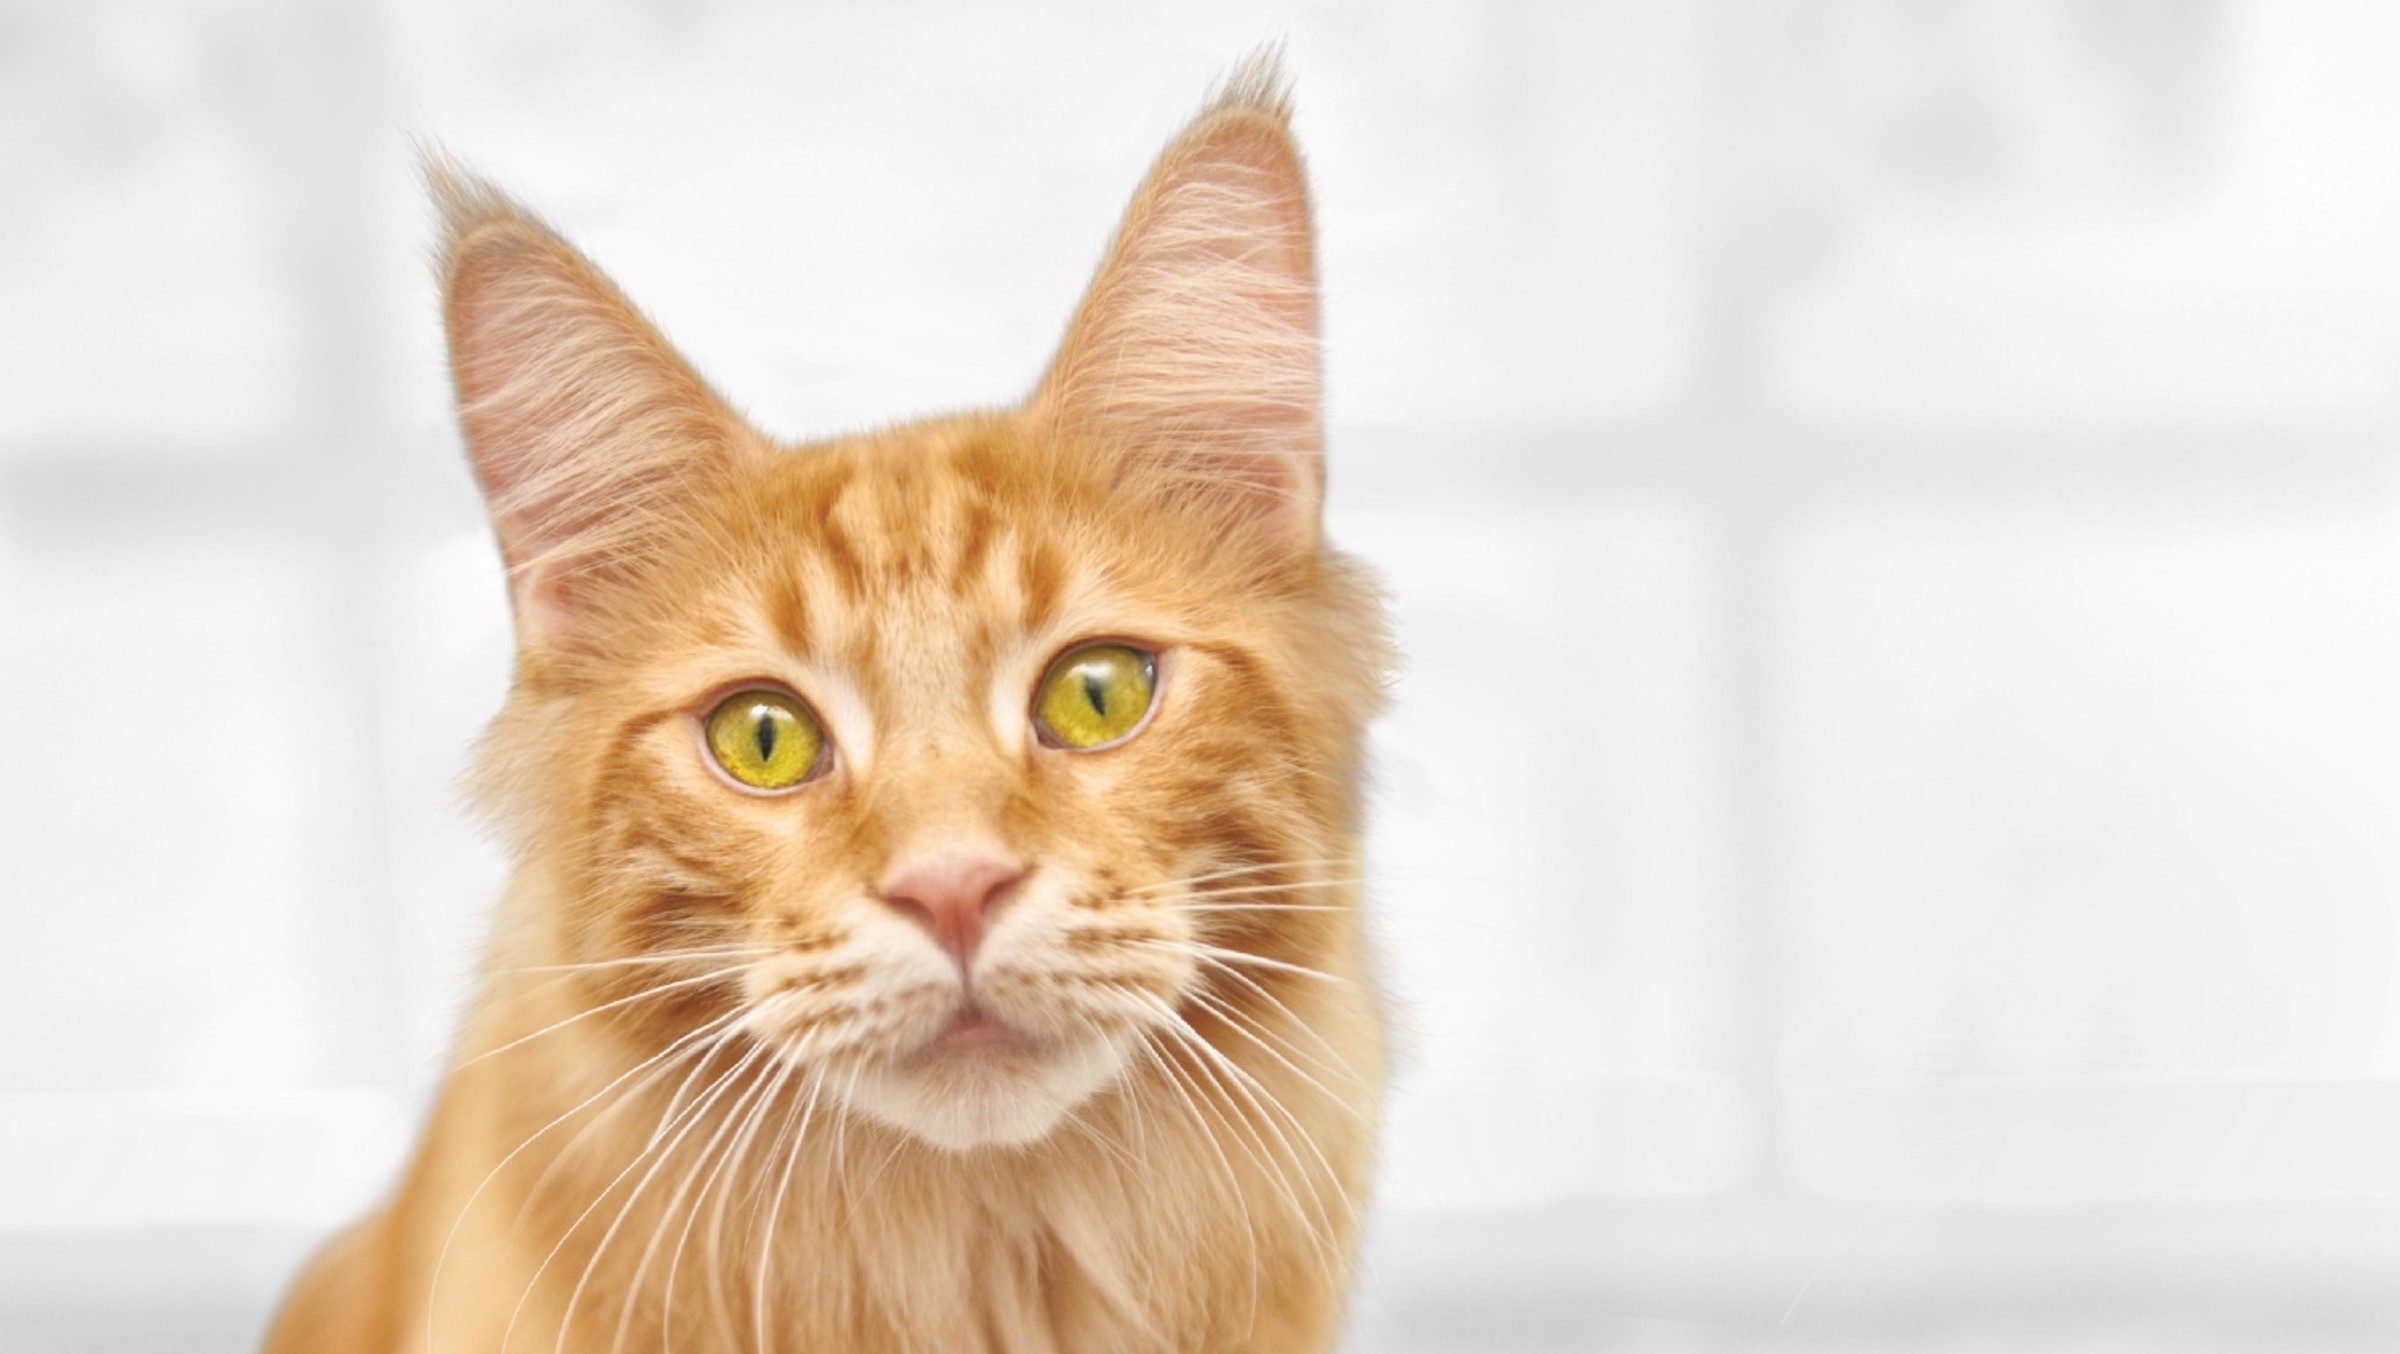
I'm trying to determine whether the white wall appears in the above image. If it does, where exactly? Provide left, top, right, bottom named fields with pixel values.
left=9, top=1, right=2400, bottom=1349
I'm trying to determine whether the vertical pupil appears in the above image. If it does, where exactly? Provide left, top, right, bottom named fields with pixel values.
left=753, top=709, right=778, bottom=761
left=1082, top=670, right=1108, bottom=716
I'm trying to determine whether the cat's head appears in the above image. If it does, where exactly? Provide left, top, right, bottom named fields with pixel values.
left=441, top=66, right=1387, bottom=1151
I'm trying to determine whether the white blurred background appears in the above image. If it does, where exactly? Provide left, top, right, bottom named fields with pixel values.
left=9, top=1, right=2400, bottom=1349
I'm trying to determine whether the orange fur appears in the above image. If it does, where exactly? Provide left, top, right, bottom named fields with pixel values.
left=265, top=55, right=1391, bottom=1354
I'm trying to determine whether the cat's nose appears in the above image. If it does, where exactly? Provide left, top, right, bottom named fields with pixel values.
left=877, top=851, right=1026, bottom=971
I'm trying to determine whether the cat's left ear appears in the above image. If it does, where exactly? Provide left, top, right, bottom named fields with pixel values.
left=1031, top=57, right=1324, bottom=554
left=428, top=157, right=755, bottom=654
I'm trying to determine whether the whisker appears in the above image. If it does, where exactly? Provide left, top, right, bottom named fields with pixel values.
left=1180, top=902, right=1347, bottom=914
left=1131, top=939, right=1356, bottom=988
left=1051, top=1010, right=1152, bottom=1183
left=1182, top=984, right=1367, bottom=1108
left=1060, top=1112, right=1141, bottom=1175
left=504, top=1015, right=760, bottom=1354
left=1117, top=857, right=1351, bottom=898
left=423, top=1004, right=744, bottom=1354
left=1145, top=1008, right=1339, bottom=1264
left=1187, top=1027, right=1345, bottom=1270
left=754, top=1050, right=832, bottom=1354
left=1174, top=878, right=1361, bottom=901
left=604, top=1039, right=771, bottom=1354
left=1167, top=1013, right=1338, bottom=1273
left=497, top=946, right=768, bottom=977
left=655, top=1041, right=785, bottom=1354
left=1130, top=1029, right=1262, bottom=1295
left=510, top=1006, right=751, bottom=1233
left=831, top=1060, right=869, bottom=1218
left=556, top=1032, right=773, bottom=1354
left=854, top=1118, right=915, bottom=1201
left=1181, top=959, right=1359, bottom=1081
left=700, top=1046, right=809, bottom=1347
left=458, top=963, right=756, bottom=1070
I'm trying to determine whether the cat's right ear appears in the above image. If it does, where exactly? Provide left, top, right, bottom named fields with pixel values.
left=428, top=156, right=750, bottom=655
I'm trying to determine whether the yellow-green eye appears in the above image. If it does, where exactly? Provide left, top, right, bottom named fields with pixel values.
left=1034, top=643, right=1157, bottom=750
left=703, top=689, right=825, bottom=790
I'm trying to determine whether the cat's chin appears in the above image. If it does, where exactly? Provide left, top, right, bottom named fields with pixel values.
left=842, top=1029, right=1133, bottom=1152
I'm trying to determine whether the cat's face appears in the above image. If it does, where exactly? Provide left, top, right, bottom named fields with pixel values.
left=518, top=422, right=1378, bottom=1149
left=443, top=77, right=1386, bottom=1150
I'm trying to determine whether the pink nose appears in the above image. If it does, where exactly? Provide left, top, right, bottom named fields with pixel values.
left=877, top=853, right=1025, bottom=969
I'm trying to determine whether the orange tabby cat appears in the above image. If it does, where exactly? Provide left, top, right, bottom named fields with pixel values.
left=262, top=57, right=1390, bottom=1354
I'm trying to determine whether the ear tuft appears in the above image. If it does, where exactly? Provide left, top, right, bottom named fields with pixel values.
left=1032, top=53, right=1325, bottom=555
left=421, top=145, right=521, bottom=261
left=420, top=148, right=749, bottom=655
left=1207, top=44, right=1295, bottom=124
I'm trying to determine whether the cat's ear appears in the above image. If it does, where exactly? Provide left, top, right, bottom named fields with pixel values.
left=1031, top=57, right=1324, bottom=554
left=428, top=156, right=751, bottom=653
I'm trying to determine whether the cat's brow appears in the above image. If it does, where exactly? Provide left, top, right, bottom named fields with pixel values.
left=1015, top=535, right=1066, bottom=634
left=948, top=494, right=997, bottom=592
left=813, top=508, right=867, bottom=600
left=766, top=571, right=810, bottom=657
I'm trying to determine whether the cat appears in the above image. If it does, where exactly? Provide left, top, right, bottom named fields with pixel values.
left=262, top=54, right=1392, bottom=1354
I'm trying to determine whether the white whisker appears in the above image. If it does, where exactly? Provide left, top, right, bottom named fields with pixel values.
left=423, top=1004, right=744, bottom=1354
left=498, top=946, right=767, bottom=977
left=458, top=963, right=755, bottom=1071
left=505, top=1014, right=760, bottom=1354
left=1131, top=939, right=1355, bottom=987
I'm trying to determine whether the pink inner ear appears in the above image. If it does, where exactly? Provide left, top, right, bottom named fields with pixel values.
left=1035, top=110, right=1326, bottom=551
left=439, top=208, right=746, bottom=652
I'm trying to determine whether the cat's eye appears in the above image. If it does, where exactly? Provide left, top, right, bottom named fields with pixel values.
left=1033, top=643, right=1157, bottom=750
left=702, top=689, right=826, bottom=791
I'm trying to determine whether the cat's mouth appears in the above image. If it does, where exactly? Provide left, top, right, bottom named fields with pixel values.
left=840, top=991, right=1142, bottom=1149
left=915, top=1001, right=1041, bottom=1060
